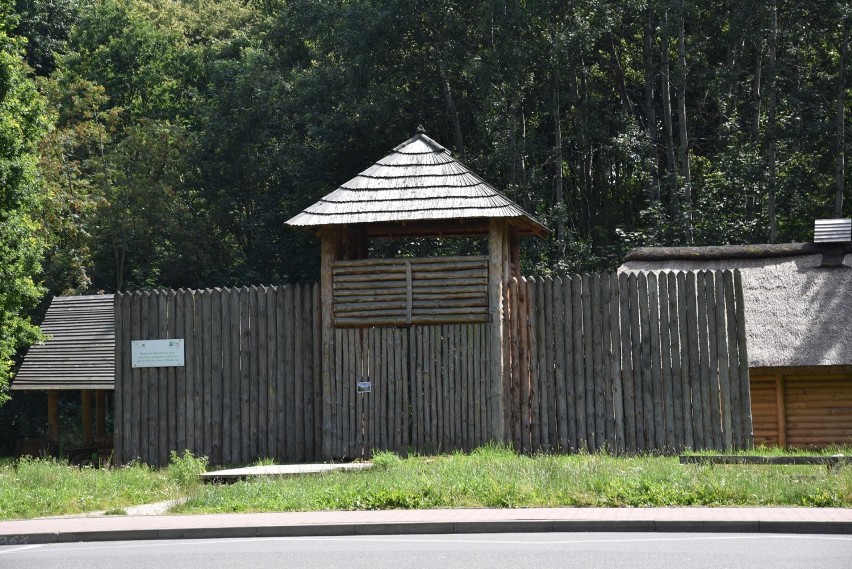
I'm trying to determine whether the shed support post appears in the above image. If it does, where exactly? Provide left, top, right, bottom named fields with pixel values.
left=81, top=390, right=93, bottom=447
left=47, top=390, right=59, bottom=449
left=95, top=391, right=107, bottom=444
left=488, top=219, right=508, bottom=443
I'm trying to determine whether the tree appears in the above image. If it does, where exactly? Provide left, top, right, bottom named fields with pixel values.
left=0, top=1, right=47, bottom=402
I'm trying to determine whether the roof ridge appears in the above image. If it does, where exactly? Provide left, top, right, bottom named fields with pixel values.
left=392, top=132, right=451, bottom=155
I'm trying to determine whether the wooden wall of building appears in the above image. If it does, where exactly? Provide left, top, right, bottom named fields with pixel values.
left=751, top=366, right=852, bottom=448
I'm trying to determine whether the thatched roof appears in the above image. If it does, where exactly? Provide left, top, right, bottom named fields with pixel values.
left=620, top=247, right=852, bottom=369
left=13, top=295, right=114, bottom=390
left=286, top=130, right=548, bottom=237
left=625, top=242, right=852, bottom=262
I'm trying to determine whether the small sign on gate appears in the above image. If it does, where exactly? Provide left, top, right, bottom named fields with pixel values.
left=356, top=381, right=372, bottom=393
left=132, top=339, right=185, bottom=368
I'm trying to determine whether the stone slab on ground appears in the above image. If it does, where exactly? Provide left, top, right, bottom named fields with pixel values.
left=200, top=462, right=372, bottom=482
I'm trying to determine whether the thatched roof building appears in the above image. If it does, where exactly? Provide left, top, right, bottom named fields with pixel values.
left=620, top=243, right=852, bottom=369
left=620, top=242, right=852, bottom=448
left=286, top=129, right=548, bottom=238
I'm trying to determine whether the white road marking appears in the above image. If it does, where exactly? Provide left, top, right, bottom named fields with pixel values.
left=287, top=534, right=852, bottom=546
left=20, top=533, right=852, bottom=554
left=0, top=545, right=44, bottom=555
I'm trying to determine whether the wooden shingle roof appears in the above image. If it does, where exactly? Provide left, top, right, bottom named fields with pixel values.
left=12, top=295, right=114, bottom=390
left=286, top=131, right=549, bottom=237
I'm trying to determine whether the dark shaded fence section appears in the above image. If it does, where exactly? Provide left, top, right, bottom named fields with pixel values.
left=113, top=270, right=752, bottom=466
left=326, top=324, right=494, bottom=458
left=113, top=285, right=320, bottom=466
left=505, top=270, right=753, bottom=454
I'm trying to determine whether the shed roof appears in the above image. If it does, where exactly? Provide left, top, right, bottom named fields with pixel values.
left=619, top=246, right=852, bottom=369
left=13, top=295, right=114, bottom=390
left=286, top=130, right=549, bottom=237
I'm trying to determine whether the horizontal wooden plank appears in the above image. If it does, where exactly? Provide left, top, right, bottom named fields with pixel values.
left=412, top=278, right=487, bottom=288
left=411, top=313, right=488, bottom=324
left=335, top=301, right=407, bottom=313
left=332, top=256, right=488, bottom=269
left=334, top=289, right=408, bottom=298
left=413, top=291, right=486, bottom=300
left=334, top=316, right=408, bottom=327
left=334, top=278, right=407, bottom=287
left=410, top=269, right=487, bottom=280
left=335, top=308, right=406, bottom=318
left=680, top=455, right=852, bottom=466
left=411, top=298, right=487, bottom=309
left=411, top=306, right=488, bottom=315
left=334, top=272, right=407, bottom=283
left=408, top=261, right=487, bottom=272
left=410, top=285, right=487, bottom=295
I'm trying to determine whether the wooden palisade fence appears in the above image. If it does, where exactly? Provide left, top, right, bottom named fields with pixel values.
left=504, top=270, right=752, bottom=454
left=113, top=270, right=752, bottom=466
left=113, top=285, right=321, bottom=466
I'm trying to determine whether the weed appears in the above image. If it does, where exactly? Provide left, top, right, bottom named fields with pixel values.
left=167, top=450, right=208, bottom=490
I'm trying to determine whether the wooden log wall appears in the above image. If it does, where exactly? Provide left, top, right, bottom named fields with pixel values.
left=325, top=324, right=492, bottom=457
left=332, top=256, right=488, bottom=327
left=505, top=270, right=753, bottom=453
left=113, top=285, right=320, bottom=466
left=114, top=269, right=752, bottom=466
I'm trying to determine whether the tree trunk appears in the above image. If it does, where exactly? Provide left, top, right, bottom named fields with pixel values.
left=553, top=70, right=565, bottom=249
left=661, top=8, right=677, bottom=176
left=608, top=35, right=635, bottom=117
left=752, top=39, right=763, bottom=141
left=836, top=17, right=849, bottom=217
left=677, top=0, right=692, bottom=243
left=767, top=2, right=778, bottom=243
left=439, top=60, right=466, bottom=162
left=644, top=1, right=661, bottom=202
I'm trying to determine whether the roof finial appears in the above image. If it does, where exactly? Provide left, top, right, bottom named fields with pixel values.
left=416, top=124, right=426, bottom=134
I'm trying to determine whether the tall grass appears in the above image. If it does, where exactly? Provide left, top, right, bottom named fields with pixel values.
left=3, top=446, right=851, bottom=519
left=173, top=445, right=852, bottom=514
left=0, top=452, right=205, bottom=520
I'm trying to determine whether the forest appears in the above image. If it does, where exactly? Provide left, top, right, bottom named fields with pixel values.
left=0, top=0, right=849, bottom=398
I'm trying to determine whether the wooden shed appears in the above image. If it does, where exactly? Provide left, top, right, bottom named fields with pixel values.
left=620, top=242, right=852, bottom=448
left=287, top=128, right=548, bottom=454
left=13, top=294, right=114, bottom=453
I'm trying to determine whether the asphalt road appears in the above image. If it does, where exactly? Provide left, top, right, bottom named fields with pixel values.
left=1, top=533, right=850, bottom=569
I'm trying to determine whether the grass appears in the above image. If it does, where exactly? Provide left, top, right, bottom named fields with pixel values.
left=2, top=446, right=851, bottom=519
left=0, top=450, right=207, bottom=520
left=171, top=445, right=852, bottom=514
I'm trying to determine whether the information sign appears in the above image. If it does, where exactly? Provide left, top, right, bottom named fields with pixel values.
left=131, top=339, right=185, bottom=368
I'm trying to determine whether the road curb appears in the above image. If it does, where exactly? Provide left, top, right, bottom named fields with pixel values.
left=3, top=518, right=852, bottom=544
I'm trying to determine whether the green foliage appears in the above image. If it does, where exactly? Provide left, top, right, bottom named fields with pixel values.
left=370, top=450, right=404, bottom=470
left=171, top=447, right=852, bottom=514
left=166, top=449, right=207, bottom=489
left=0, top=456, right=175, bottom=519
left=14, top=0, right=849, bottom=297
left=0, top=2, right=46, bottom=403
left=0, top=0, right=847, bottom=403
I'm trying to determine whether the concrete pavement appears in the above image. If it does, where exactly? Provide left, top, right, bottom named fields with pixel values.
left=1, top=507, right=851, bottom=544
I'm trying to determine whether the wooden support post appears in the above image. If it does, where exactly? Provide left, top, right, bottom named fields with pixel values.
left=47, top=390, right=59, bottom=447
left=81, top=390, right=93, bottom=447
left=95, top=391, right=107, bottom=444
left=775, top=374, right=787, bottom=449
left=320, top=227, right=336, bottom=459
left=488, top=219, right=507, bottom=442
